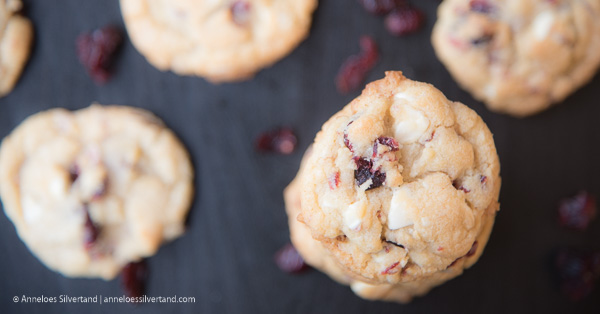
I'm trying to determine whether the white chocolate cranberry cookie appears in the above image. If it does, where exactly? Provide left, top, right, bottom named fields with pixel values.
left=0, top=105, right=194, bottom=279
left=285, top=72, right=501, bottom=303
left=0, top=0, right=33, bottom=97
left=120, top=0, right=317, bottom=82
left=432, top=0, right=600, bottom=117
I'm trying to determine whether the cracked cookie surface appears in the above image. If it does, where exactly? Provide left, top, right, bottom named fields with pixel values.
left=0, top=0, right=33, bottom=97
left=120, top=0, right=317, bottom=82
left=287, top=72, right=501, bottom=302
left=432, top=0, right=600, bottom=117
left=0, top=105, right=194, bottom=279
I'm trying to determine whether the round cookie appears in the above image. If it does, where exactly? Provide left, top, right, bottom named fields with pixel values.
left=0, top=0, right=33, bottom=97
left=0, top=105, right=194, bottom=279
left=120, top=0, right=317, bottom=82
left=285, top=71, right=501, bottom=303
left=432, top=0, right=600, bottom=117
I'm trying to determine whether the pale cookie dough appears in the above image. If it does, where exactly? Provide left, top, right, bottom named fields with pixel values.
left=432, top=0, right=600, bottom=117
left=0, top=0, right=33, bottom=97
left=120, top=0, right=317, bottom=82
left=285, top=71, right=501, bottom=303
left=0, top=105, right=194, bottom=279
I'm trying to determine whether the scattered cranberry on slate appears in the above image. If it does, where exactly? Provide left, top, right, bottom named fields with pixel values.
left=359, top=0, right=407, bottom=16
left=384, top=5, right=425, bottom=36
left=558, top=191, right=597, bottom=231
left=275, top=243, right=308, bottom=273
left=255, top=127, right=297, bottom=155
left=83, top=206, right=100, bottom=250
left=121, top=260, right=148, bottom=299
left=231, top=1, right=251, bottom=26
left=555, top=248, right=600, bottom=301
left=76, top=26, right=123, bottom=84
left=335, top=36, right=379, bottom=94
left=354, top=157, right=386, bottom=190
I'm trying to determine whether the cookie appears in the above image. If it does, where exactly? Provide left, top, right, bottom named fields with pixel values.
left=284, top=71, right=501, bottom=303
left=120, top=0, right=317, bottom=82
left=432, top=0, right=600, bottom=117
left=0, top=0, right=33, bottom=97
left=0, top=105, right=194, bottom=279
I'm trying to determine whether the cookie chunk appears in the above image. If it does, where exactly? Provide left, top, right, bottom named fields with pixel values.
left=285, top=72, right=501, bottom=303
left=432, top=0, right=600, bottom=117
left=0, top=105, right=194, bottom=279
left=0, top=0, right=33, bottom=97
left=120, top=0, right=317, bottom=82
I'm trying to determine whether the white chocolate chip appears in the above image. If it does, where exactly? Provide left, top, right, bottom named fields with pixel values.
left=393, top=101, right=429, bottom=144
left=388, top=187, right=417, bottom=230
left=532, top=11, right=554, bottom=40
left=344, top=200, right=367, bottom=231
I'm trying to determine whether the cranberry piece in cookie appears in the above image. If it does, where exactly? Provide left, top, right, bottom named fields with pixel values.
left=354, top=157, right=386, bottom=190
left=230, top=1, right=251, bottom=26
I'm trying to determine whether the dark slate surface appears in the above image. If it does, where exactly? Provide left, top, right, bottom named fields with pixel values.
left=1, top=1, right=599, bottom=313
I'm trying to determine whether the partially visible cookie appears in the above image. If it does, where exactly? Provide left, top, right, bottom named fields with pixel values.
left=285, top=71, right=501, bottom=303
left=432, top=0, right=600, bottom=117
left=0, top=105, right=194, bottom=279
left=0, top=0, right=33, bottom=97
left=120, top=0, right=317, bottom=82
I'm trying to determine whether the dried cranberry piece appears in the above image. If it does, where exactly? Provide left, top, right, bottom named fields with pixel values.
left=384, top=6, right=425, bottom=36
left=275, top=243, right=308, bottom=273
left=466, top=241, right=478, bottom=257
left=69, top=164, right=80, bottom=183
left=381, top=261, right=400, bottom=275
left=76, top=26, right=123, bottom=84
left=231, top=1, right=251, bottom=26
left=343, top=121, right=355, bottom=153
left=471, top=34, right=494, bottom=46
left=335, top=36, right=379, bottom=94
left=355, top=157, right=386, bottom=190
left=555, top=248, right=600, bottom=301
left=121, top=260, right=148, bottom=299
left=83, top=206, right=100, bottom=250
left=469, top=0, right=493, bottom=14
left=558, top=191, right=597, bottom=231
left=373, top=136, right=400, bottom=157
left=255, top=127, right=297, bottom=155
left=359, top=0, right=407, bottom=16
left=328, top=172, right=340, bottom=190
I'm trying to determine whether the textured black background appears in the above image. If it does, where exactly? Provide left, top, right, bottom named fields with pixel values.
left=1, top=1, right=599, bottom=313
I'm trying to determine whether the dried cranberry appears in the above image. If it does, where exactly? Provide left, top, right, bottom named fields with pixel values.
left=558, top=191, right=597, bottom=231
left=335, top=36, right=379, bottom=94
left=359, top=0, right=407, bottom=16
left=381, top=261, right=400, bottom=275
left=466, top=241, right=478, bottom=257
left=555, top=248, right=600, bottom=301
left=471, top=34, right=494, bottom=46
left=255, top=127, right=297, bottom=155
left=92, top=178, right=108, bottom=201
left=373, top=136, right=400, bottom=157
left=69, top=164, right=80, bottom=183
left=470, top=0, right=493, bottom=14
left=384, top=6, right=425, bottom=36
left=83, top=206, right=100, bottom=250
left=355, top=157, right=386, bottom=190
left=231, top=1, right=251, bottom=26
left=275, top=243, right=308, bottom=273
left=480, top=175, right=488, bottom=184
left=328, top=172, right=340, bottom=190
left=76, top=26, right=123, bottom=84
left=121, top=260, right=148, bottom=299
left=343, top=122, right=355, bottom=153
